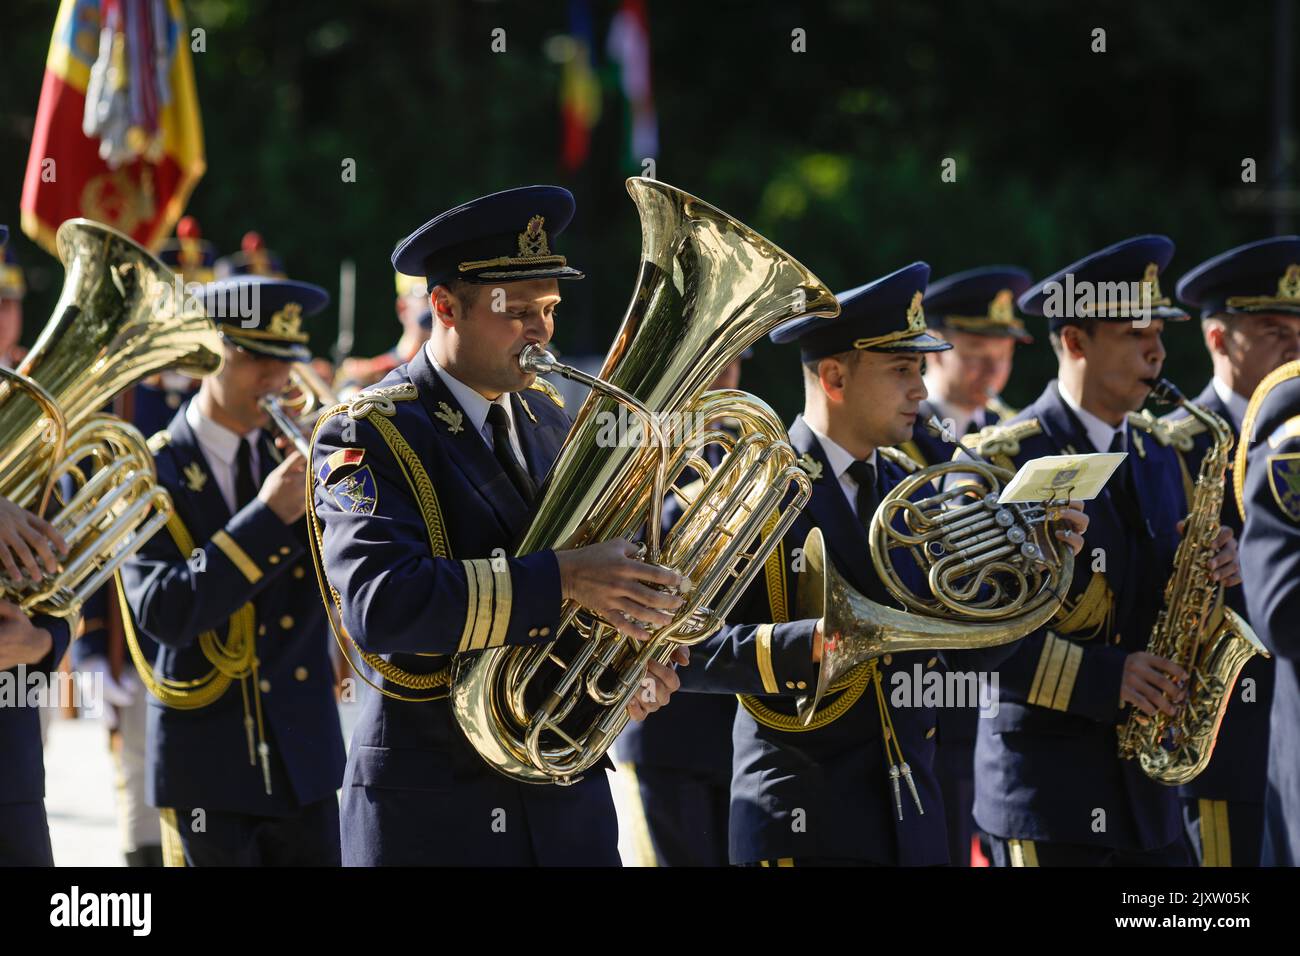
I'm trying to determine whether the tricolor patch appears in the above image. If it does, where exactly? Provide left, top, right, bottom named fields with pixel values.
left=318, top=447, right=365, bottom=485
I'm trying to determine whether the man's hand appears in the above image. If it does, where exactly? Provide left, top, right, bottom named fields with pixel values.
left=626, top=646, right=690, bottom=721
left=554, top=539, right=686, bottom=642
left=1120, top=651, right=1187, bottom=717
left=1051, top=499, right=1089, bottom=557
left=0, top=496, right=67, bottom=583
left=1176, top=521, right=1241, bottom=587
left=77, top=653, right=140, bottom=708
left=0, top=600, right=54, bottom=671
left=258, top=451, right=308, bottom=524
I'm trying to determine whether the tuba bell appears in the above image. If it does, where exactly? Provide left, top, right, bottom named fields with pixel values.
left=451, top=177, right=838, bottom=784
left=0, top=219, right=223, bottom=618
left=798, top=418, right=1076, bottom=721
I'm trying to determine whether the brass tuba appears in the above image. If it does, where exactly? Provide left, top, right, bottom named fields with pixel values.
left=451, top=177, right=838, bottom=784
left=1117, top=378, right=1269, bottom=784
left=0, top=219, right=223, bottom=618
left=799, top=418, right=1076, bottom=722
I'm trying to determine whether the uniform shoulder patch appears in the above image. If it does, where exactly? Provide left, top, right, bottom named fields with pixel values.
left=1267, top=452, right=1300, bottom=523
left=347, top=382, right=419, bottom=420
left=147, top=430, right=173, bottom=454
left=527, top=377, right=565, bottom=409
left=879, top=446, right=920, bottom=474
left=330, top=465, right=379, bottom=515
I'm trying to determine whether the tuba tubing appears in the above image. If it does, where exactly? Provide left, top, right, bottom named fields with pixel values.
left=450, top=177, right=838, bottom=783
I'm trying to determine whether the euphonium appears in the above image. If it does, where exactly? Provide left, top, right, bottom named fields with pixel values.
left=799, top=416, right=1076, bottom=721
left=1117, top=378, right=1269, bottom=785
left=451, top=177, right=838, bottom=784
left=0, top=219, right=223, bottom=618
left=260, top=362, right=338, bottom=458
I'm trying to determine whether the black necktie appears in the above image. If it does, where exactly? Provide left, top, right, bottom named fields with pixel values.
left=1107, top=428, right=1145, bottom=531
left=487, top=403, right=535, bottom=504
left=235, top=437, right=257, bottom=510
left=847, top=459, right=878, bottom=532
left=1108, top=429, right=1132, bottom=492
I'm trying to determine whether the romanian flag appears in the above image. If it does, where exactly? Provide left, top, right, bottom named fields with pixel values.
left=20, top=0, right=205, bottom=255
left=559, top=0, right=601, bottom=173
left=607, top=0, right=657, bottom=170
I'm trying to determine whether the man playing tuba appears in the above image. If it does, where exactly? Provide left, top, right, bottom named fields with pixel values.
left=310, top=186, right=687, bottom=866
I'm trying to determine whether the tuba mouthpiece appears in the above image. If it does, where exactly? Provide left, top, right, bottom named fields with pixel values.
left=518, top=343, right=558, bottom=375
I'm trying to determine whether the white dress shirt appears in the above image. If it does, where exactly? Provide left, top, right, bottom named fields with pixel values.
left=1057, top=380, right=1127, bottom=453
left=804, top=422, right=879, bottom=517
left=1211, top=376, right=1249, bottom=433
left=427, top=345, right=528, bottom=470
left=185, top=398, right=265, bottom=513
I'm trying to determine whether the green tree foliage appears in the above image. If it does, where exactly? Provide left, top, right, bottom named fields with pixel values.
left=0, top=0, right=1287, bottom=417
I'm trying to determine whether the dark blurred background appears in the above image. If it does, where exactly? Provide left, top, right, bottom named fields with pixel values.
left=2, top=0, right=1296, bottom=417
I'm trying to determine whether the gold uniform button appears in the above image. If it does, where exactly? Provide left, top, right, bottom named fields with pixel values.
left=258, top=625, right=267, bottom=636
left=796, top=680, right=808, bottom=690
left=927, top=656, right=938, bottom=668
left=883, top=654, right=893, bottom=665
left=539, top=627, right=551, bottom=637
left=925, top=727, right=936, bottom=739
left=259, top=679, right=271, bottom=693
left=280, top=615, right=294, bottom=629
left=294, top=666, right=308, bottom=681
left=279, top=546, right=292, bottom=555
left=292, top=566, right=305, bottom=579
left=528, top=628, right=539, bottom=638
left=268, top=555, right=280, bottom=565
left=784, top=680, right=796, bottom=690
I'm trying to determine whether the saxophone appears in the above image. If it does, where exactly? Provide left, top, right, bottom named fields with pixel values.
left=1116, top=378, right=1269, bottom=785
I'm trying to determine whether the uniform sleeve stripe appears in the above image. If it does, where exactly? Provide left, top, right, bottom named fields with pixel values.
left=466, top=559, right=496, bottom=651
left=458, top=560, right=482, bottom=653
left=1050, top=641, right=1083, bottom=711
left=212, top=531, right=262, bottom=584
left=485, top=561, right=512, bottom=649
left=1027, top=634, right=1054, bottom=706
left=755, top=623, right=779, bottom=695
left=1029, top=634, right=1083, bottom=711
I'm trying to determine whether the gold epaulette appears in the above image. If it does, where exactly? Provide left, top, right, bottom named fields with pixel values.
left=147, top=430, right=173, bottom=454
left=986, top=395, right=1020, bottom=421
left=346, top=382, right=419, bottom=420
left=961, top=418, right=1042, bottom=471
left=879, top=445, right=920, bottom=474
left=528, top=377, right=565, bottom=409
left=1128, top=409, right=1185, bottom=451
left=1150, top=410, right=1208, bottom=452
